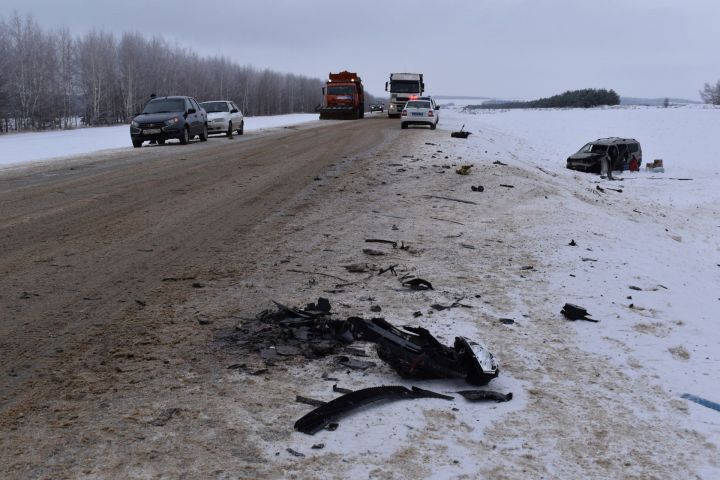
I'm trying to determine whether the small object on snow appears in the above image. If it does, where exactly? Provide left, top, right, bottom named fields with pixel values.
left=286, top=448, right=305, bottom=458
left=363, top=248, right=385, bottom=256
left=569, top=239, right=577, bottom=246
left=581, top=257, right=598, bottom=262
left=311, top=443, right=325, bottom=450
left=333, top=384, right=354, bottom=394
left=430, top=300, right=472, bottom=311
left=498, top=318, right=515, bottom=325
left=192, top=282, right=204, bottom=288
left=460, top=243, right=476, bottom=250
left=451, top=125, right=471, bottom=139
left=457, top=390, right=513, bottom=402
left=596, top=185, right=605, bottom=193
left=294, top=385, right=453, bottom=434
left=471, top=185, right=485, bottom=192
left=499, top=184, right=515, bottom=188
left=561, top=303, right=599, bottom=322
left=370, top=305, right=382, bottom=313
left=344, top=263, right=369, bottom=273
left=521, top=266, right=534, bottom=270
left=149, top=408, right=180, bottom=427
left=413, top=311, right=423, bottom=317
left=424, top=194, right=479, bottom=205
left=681, top=393, right=720, bottom=412
left=296, top=395, right=327, bottom=408
left=456, top=165, right=472, bottom=175
left=402, top=278, right=434, bottom=290
left=629, top=285, right=642, bottom=291
left=365, top=238, right=398, bottom=248
left=378, top=264, right=398, bottom=276
left=492, top=160, right=508, bottom=166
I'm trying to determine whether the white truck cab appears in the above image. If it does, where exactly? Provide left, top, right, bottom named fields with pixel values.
left=385, top=73, right=424, bottom=118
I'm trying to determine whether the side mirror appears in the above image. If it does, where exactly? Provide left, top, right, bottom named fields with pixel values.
left=435, top=105, right=440, bottom=110
left=187, top=108, right=196, bottom=114
left=385, top=82, right=388, bottom=91
left=231, top=109, right=238, bottom=113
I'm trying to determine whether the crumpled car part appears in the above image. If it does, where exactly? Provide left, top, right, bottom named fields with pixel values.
left=348, top=317, right=498, bottom=386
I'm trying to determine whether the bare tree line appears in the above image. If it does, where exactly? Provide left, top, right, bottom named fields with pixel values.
left=0, top=14, right=326, bottom=132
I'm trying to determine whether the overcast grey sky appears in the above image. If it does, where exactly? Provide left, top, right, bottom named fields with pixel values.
left=3, top=0, right=719, bottom=100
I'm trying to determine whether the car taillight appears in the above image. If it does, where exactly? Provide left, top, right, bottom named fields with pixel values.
left=401, top=110, right=407, bottom=116
left=410, top=95, right=418, bottom=100
left=428, top=110, right=434, bottom=117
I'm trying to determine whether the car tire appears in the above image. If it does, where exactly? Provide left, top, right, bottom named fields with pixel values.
left=238, top=121, right=244, bottom=135
left=179, top=127, right=189, bottom=145
left=401, top=123, right=408, bottom=129
left=200, top=124, right=208, bottom=142
left=430, top=122, right=436, bottom=130
left=158, top=139, right=165, bottom=145
left=132, top=139, right=142, bottom=148
left=226, top=121, right=233, bottom=137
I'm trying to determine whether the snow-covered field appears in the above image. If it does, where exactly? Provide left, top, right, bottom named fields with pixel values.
left=0, top=113, right=318, bottom=168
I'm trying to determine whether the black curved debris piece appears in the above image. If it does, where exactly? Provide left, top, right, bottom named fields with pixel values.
left=451, top=125, right=472, bottom=139
left=348, top=317, right=499, bottom=386
left=294, top=385, right=453, bottom=435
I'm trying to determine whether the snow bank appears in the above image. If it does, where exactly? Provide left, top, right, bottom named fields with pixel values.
left=0, top=113, right=318, bottom=169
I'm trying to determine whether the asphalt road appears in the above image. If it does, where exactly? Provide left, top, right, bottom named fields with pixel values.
left=0, top=116, right=395, bottom=418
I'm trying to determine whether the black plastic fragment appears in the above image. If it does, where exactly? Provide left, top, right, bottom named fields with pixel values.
left=457, top=390, right=513, bottom=402
left=561, top=303, right=599, bottom=322
left=402, top=278, right=434, bottom=290
left=294, top=385, right=452, bottom=434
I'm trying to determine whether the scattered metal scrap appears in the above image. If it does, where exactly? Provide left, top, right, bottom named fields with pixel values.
left=423, top=195, right=478, bottom=205
left=451, top=125, right=471, bottom=139
left=294, top=385, right=453, bottom=434
left=561, top=303, right=599, bottom=322
left=365, top=239, right=398, bottom=248
left=402, top=278, right=434, bottom=290
left=349, top=317, right=499, bottom=385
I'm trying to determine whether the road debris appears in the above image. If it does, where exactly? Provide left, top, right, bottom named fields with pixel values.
left=286, top=448, right=305, bottom=458
left=424, top=195, right=478, bottom=205
left=561, top=303, right=599, bottom=322
left=457, top=390, right=513, bottom=402
left=471, top=185, right=484, bottom=192
left=681, top=393, right=720, bottom=412
left=365, top=239, right=398, bottom=248
left=456, top=165, right=472, bottom=175
left=499, top=184, right=515, bottom=188
left=294, top=385, right=453, bottom=434
left=296, top=395, right=326, bottom=407
left=568, top=239, right=577, bottom=246
left=337, top=356, right=376, bottom=370
left=402, top=278, right=434, bottom=290
left=348, top=317, right=499, bottom=385
left=451, top=125, right=471, bottom=139
left=363, top=248, right=385, bottom=256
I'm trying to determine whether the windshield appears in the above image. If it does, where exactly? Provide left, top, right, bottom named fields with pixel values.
left=328, top=86, right=354, bottom=95
left=406, top=101, right=431, bottom=109
left=390, top=80, right=420, bottom=94
left=143, top=98, right=186, bottom=114
left=579, top=143, right=608, bottom=154
left=200, top=101, right=229, bottom=113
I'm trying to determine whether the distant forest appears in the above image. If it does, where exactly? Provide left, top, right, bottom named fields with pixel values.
left=0, top=14, right=328, bottom=132
left=468, top=88, right=621, bottom=110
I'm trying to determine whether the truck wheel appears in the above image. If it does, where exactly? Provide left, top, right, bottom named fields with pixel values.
left=238, top=121, right=244, bottom=135
left=179, top=127, right=189, bottom=145
left=132, top=139, right=142, bottom=148
left=200, top=124, right=208, bottom=141
left=226, top=121, right=233, bottom=137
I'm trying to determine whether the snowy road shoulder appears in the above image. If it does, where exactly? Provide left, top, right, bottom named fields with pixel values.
left=0, top=113, right=319, bottom=169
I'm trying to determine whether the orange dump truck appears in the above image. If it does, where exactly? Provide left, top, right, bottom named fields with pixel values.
left=319, top=71, right=365, bottom=120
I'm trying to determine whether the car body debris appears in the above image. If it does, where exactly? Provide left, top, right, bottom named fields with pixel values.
left=451, top=125, right=471, bottom=138
left=402, top=278, right=434, bottom=290
left=561, top=303, right=599, bottom=322
left=348, top=317, right=499, bottom=385
left=457, top=390, right=513, bottom=402
left=294, top=385, right=454, bottom=434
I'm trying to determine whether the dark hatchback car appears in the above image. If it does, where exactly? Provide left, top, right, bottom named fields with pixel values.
left=566, top=137, right=642, bottom=172
left=130, top=96, right=208, bottom=147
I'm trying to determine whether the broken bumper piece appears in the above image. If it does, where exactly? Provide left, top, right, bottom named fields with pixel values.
left=348, top=317, right=499, bottom=386
left=294, top=385, right=453, bottom=434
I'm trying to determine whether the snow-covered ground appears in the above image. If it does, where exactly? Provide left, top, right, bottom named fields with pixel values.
left=0, top=113, right=318, bottom=168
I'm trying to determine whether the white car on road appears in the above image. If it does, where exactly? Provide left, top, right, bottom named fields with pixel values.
left=199, top=100, right=244, bottom=136
left=401, top=99, right=439, bottom=130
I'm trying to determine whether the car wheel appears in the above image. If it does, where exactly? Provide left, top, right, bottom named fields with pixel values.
left=132, top=139, right=143, bottom=148
left=238, top=121, right=244, bottom=135
left=179, top=127, right=189, bottom=145
left=401, top=123, right=408, bottom=129
left=430, top=122, right=436, bottom=130
left=158, top=139, right=165, bottom=145
left=200, top=124, right=208, bottom=142
left=226, top=121, right=233, bottom=137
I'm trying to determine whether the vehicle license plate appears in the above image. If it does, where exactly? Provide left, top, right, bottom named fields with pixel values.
left=412, top=112, right=423, bottom=116
left=143, top=128, right=161, bottom=134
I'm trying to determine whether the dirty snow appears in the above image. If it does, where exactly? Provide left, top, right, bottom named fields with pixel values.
left=0, top=113, right=318, bottom=168
left=230, top=104, right=719, bottom=478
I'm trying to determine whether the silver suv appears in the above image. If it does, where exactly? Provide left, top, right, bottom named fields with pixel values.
left=566, top=137, right=642, bottom=172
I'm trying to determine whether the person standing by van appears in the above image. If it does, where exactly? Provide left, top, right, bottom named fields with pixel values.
left=601, top=145, right=616, bottom=180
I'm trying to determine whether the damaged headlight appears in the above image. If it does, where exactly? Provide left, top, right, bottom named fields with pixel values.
left=165, top=117, right=180, bottom=126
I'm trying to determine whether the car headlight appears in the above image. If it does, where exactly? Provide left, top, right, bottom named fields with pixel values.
left=131, top=120, right=139, bottom=128
left=165, top=117, right=180, bottom=126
